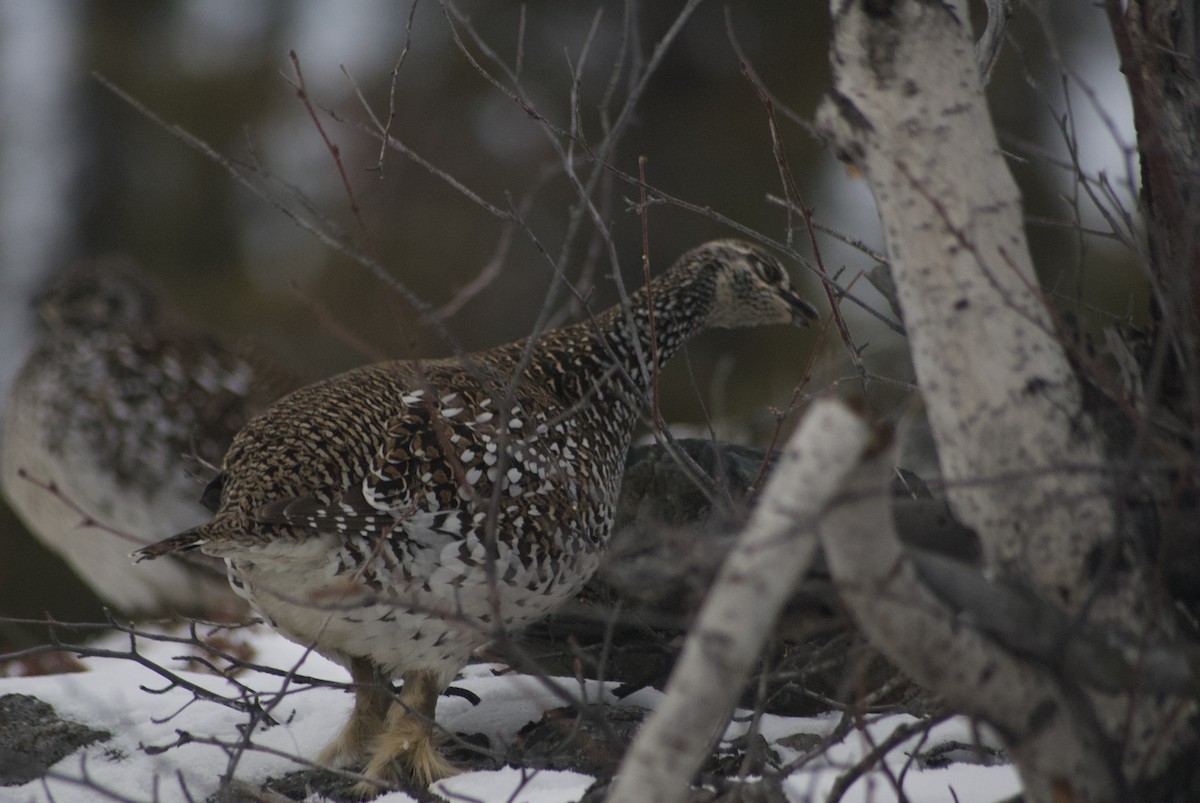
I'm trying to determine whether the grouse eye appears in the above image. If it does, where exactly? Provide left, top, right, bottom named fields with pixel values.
left=757, top=260, right=785, bottom=286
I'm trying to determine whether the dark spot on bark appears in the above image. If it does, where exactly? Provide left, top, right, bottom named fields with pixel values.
left=1083, top=541, right=1130, bottom=587
left=1084, top=544, right=1106, bottom=581
left=1027, top=699, right=1058, bottom=735
left=941, top=1, right=963, bottom=27
left=834, top=144, right=866, bottom=165
left=863, top=0, right=895, bottom=18
left=1023, top=376, right=1049, bottom=396
left=829, top=90, right=874, bottom=134
left=953, top=298, right=969, bottom=311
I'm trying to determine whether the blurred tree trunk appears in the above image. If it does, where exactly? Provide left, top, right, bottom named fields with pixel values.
left=0, top=2, right=83, bottom=404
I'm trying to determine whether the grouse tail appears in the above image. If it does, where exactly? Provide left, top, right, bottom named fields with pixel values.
left=133, top=525, right=209, bottom=563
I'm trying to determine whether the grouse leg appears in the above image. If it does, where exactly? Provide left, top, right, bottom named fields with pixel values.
left=318, top=656, right=391, bottom=769
left=353, top=669, right=456, bottom=797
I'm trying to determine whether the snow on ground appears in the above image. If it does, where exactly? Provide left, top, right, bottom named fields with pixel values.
left=0, top=623, right=1021, bottom=803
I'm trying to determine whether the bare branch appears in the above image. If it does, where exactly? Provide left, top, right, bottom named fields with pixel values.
left=975, top=0, right=1011, bottom=81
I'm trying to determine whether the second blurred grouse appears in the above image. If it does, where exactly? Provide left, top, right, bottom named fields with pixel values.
left=1, top=259, right=294, bottom=617
left=137, top=240, right=818, bottom=794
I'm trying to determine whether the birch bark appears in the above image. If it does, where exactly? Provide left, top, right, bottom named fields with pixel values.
left=814, top=1, right=1195, bottom=798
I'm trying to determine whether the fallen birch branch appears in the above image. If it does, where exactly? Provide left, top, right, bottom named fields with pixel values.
left=606, top=398, right=872, bottom=803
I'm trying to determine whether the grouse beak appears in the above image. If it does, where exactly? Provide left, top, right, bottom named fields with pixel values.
left=786, top=292, right=820, bottom=327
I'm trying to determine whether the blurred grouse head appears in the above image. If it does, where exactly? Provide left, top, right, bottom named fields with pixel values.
left=34, top=257, right=168, bottom=332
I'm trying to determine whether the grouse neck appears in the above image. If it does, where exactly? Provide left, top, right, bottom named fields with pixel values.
left=592, top=263, right=717, bottom=393
left=483, top=262, right=719, bottom=411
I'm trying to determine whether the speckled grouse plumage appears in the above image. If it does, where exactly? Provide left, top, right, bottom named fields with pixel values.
left=0, top=258, right=295, bottom=617
left=136, top=239, right=817, bottom=795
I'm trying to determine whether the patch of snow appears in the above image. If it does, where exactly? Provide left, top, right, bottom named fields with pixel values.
left=0, top=622, right=1021, bottom=803
left=435, top=767, right=594, bottom=803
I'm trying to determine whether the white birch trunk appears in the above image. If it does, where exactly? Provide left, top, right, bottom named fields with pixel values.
left=817, top=0, right=1110, bottom=603
left=814, top=1, right=1195, bottom=798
